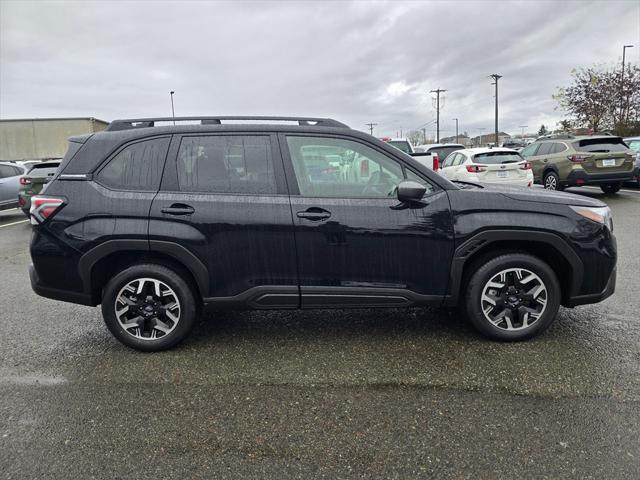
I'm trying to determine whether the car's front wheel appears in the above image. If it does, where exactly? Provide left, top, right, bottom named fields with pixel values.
left=464, top=253, right=561, bottom=341
left=600, top=182, right=621, bottom=194
left=101, top=264, right=198, bottom=351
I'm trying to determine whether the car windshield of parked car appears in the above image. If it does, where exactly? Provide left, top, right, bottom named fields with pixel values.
left=574, top=138, right=628, bottom=153
left=27, top=163, right=60, bottom=176
left=387, top=141, right=411, bottom=154
left=429, top=146, right=463, bottom=159
left=473, top=151, right=523, bottom=164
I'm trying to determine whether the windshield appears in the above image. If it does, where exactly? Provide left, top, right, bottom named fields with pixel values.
left=473, top=151, right=523, bottom=164
left=387, top=141, right=412, bottom=154
left=574, top=138, right=628, bottom=153
left=429, top=146, right=463, bottom=159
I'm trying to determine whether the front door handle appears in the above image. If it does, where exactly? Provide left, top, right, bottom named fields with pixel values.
left=296, top=207, right=331, bottom=221
left=161, top=203, right=195, bottom=215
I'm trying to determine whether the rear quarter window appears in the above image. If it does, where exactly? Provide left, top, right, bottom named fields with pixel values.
left=97, top=137, right=170, bottom=191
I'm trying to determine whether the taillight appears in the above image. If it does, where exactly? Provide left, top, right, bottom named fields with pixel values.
left=29, top=196, right=65, bottom=224
left=466, top=164, right=487, bottom=173
left=519, top=162, right=532, bottom=170
left=20, top=177, right=31, bottom=185
left=567, top=154, right=591, bottom=163
left=432, top=154, right=439, bottom=172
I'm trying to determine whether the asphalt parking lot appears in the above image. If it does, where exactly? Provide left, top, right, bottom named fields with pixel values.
left=1, top=187, right=639, bottom=479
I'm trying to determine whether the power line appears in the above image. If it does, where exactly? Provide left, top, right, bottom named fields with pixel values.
left=430, top=88, right=447, bottom=143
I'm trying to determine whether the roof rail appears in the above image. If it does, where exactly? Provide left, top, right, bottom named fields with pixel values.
left=105, top=116, right=349, bottom=131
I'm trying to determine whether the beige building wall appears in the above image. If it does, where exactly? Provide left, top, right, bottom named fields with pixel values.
left=0, top=118, right=108, bottom=161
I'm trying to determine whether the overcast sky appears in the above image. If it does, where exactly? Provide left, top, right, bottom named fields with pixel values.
left=1, top=0, right=639, bottom=138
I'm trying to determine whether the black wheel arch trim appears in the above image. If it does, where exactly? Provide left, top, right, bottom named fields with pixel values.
left=78, top=239, right=210, bottom=301
left=445, top=230, right=584, bottom=307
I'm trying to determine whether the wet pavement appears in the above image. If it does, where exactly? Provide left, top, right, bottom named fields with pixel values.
left=1, top=188, right=639, bottom=479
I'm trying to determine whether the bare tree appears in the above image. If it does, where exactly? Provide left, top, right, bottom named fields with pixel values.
left=555, top=63, right=640, bottom=134
left=406, top=130, right=424, bottom=146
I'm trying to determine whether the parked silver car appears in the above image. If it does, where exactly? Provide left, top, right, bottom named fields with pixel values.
left=0, top=162, right=27, bottom=211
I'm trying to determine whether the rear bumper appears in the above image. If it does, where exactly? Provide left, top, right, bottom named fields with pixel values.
left=29, top=264, right=96, bottom=306
left=567, top=170, right=634, bottom=186
left=564, top=265, right=616, bottom=307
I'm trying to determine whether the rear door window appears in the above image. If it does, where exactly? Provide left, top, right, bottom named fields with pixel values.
left=97, top=137, right=170, bottom=191
left=551, top=143, right=567, bottom=154
left=176, top=135, right=277, bottom=194
left=534, top=143, right=554, bottom=156
left=0, top=165, right=17, bottom=178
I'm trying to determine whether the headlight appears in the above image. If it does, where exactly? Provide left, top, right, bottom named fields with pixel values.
left=570, top=206, right=613, bottom=231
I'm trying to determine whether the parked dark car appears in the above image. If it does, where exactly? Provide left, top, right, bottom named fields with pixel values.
left=29, top=116, right=617, bottom=351
left=18, top=160, right=61, bottom=216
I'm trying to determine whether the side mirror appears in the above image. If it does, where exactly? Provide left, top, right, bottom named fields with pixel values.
left=397, top=180, right=427, bottom=203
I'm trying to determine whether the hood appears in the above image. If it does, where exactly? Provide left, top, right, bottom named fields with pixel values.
left=475, top=183, right=606, bottom=207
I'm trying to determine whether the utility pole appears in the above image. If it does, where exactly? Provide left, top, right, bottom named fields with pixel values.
left=452, top=118, right=459, bottom=144
left=430, top=88, right=446, bottom=143
left=621, top=45, right=634, bottom=122
left=169, top=91, right=176, bottom=125
left=422, top=128, right=426, bottom=144
left=489, top=74, right=502, bottom=146
left=365, top=122, right=377, bottom=136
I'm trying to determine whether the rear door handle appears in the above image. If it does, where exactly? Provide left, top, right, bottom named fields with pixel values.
left=296, top=207, right=331, bottom=221
left=161, top=203, right=195, bottom=215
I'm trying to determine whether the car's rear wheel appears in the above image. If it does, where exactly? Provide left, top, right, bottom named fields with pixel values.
left=600, top=182, right=621, bottom=194
left=543, top=171, right=562, bottom=191
left=464, top=253, right=560, bottom=341
left=101, top=264, right=198, bottom=351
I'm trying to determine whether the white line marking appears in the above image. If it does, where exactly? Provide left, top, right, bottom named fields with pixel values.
left=0, top=219, right=29, bottom=228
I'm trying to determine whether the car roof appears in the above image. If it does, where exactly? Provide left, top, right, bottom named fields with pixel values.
left=624, top=136, right=640, bottom=141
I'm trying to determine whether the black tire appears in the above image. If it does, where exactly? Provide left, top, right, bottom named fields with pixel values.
left=21, top=208, right=30, bottom=218
left=464, top=253, right=561, bottom=341
left=101, top=263, right=198, bottom=351
left=543, top=171, right=562, bottom=191
left=600, top=182, right=621, bottom=194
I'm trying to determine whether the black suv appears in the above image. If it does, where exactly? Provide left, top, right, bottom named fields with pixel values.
left=29, top=116, right=617, bottom=351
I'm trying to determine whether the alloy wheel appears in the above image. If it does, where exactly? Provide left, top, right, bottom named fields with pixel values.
left=480, top=268, right=548, bottom=331
left=544, top=175, right=557, bottom=190
left=114, top=277, right=181, bottom=340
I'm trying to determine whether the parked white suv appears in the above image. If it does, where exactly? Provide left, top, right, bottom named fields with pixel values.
left=440, top=148, right=533, bottom=187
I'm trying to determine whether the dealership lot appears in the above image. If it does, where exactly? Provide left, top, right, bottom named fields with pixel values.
left=1, top=189, right=639, bottom=479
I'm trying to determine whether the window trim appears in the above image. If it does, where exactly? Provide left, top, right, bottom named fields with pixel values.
left=279, top=133, right=439, bottom=199
left=93, top=135, right=172, bottom=192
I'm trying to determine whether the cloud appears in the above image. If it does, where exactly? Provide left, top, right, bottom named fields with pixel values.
left=0, top=0, right=638, bottom=138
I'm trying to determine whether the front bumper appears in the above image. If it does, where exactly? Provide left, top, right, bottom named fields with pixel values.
left=564, top=265, right=616, bottom=307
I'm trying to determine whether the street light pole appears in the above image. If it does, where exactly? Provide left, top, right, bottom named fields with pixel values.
left=519, top=125, right=528, bottom=138
left=452, top=118, right=459, bottom=143
left=169, top=91, right=176, bottom=125
left=621, top=45, right=634, bottom=122
left=490, top=74, right=502, bottom=146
